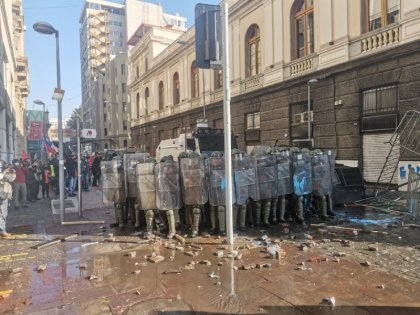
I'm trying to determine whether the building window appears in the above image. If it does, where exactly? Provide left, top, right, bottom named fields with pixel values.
left=364, top=0, right=400, bottom=32
left=104, top=143, right=108, bottom=149
left=121, top=64, right=125, bottom=75
left=123, top=139, right=128, bottom=147
left=173, top=72, right=180, bottom=105
left=213, top=118, right=224, bottom=129
left=144, top=87, right=149, bottom=116
left=245, top=24, right=261, bottom=78
left=123, top=120, right=128, bottom=131
left=362, top=85, right=397, bottom=115
left=290, top=100, right=313, bottom=140
left=172, top=127, right=180, bottom=138
left=158, top=130, right=165, bottom=141
left=158, top=81, right=164, bottom=110
left=123, top=102, right=127, bottom=112
left=104, top=128, right=108, bottom=136
left=136, top=92, right=140, bottom=118
left=191, top=61, right=199, bottom=98
left=246, top=112, right=260, bottom=129
left=292, top=0, right=314, bottom=59
left=214, top=69, right=223, bottom=89
left=122, top=83, right=126, bottom=93
left=104, top=113, right=107, bottom=121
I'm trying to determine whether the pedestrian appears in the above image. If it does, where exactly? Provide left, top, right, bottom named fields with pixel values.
left=81, top=156, right=89, bottom=191
left=91, top=153, right=101, bottom=186
left=0, top=161, right=15, bottom=237
left=12, top=159, right=28, bottom=209
left=41, top=164, right=50, bottom=199
left=51, top=154, right=59, bottom=196
left=65, top=155, right=77, bottom=197
left=25, top=164, right=37, bottom=201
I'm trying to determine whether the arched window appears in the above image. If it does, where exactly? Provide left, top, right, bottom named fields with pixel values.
left=214, top=69, right=223, bottom=89
left=158, top=81, right=164, bottom=110
left=291, top=0, right=314, bottom=59
left=173, top=72, right=180, bottom=105
left=245, top=24, right=261, bottom=78
left=191, top=61, right=199, bottom=98
left=363, top=0, right=400, bottom=32
left=136, top=92, right=140, bottom=118
left=144, top=87, right=149, bottom=116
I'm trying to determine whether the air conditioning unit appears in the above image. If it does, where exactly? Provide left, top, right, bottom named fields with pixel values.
left=294, top=113, right=303, bottom=123
left=302, top=111, right=313, bottom=122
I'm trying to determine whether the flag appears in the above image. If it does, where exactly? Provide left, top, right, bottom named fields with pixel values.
left=43, top=137, right=58, bottom=155
left=22, top=150, right=28, bottom=160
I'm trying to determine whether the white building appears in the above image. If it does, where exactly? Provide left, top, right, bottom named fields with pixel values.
left=79, top=0, right=186, bottom=151
left=0, top=0, right=29, bottom=162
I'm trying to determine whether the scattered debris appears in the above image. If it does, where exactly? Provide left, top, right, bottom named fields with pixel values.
left=260, top=235, right=269, bottom=242
left=368, top=245, right=378, bottom=251
left=377, top=284, right=385, bottom=289
left=163, top=269, right=182, bottom=275
left=199, top=260, right=212, bottom=266
left=217, top=262, right=223, bottom=266
left=175, top=246, right=185, bottom=252
left=127, top=251, right=137, bottom=258
left=341, top=240, right=353, bottom=247
left=321, top=296, right=336, bottom=308
left=216, top=281, right=222, bottom=286
left=0, top=289, right=13, bottom=299
left=295, top=266, right=313, bottom=271
left=402, top=256, right=410, bottom=262
left=307, top=256, right=328, bottom=263
left=81, top=241, right=99, bottom=248
left=148, top=255, right=165, bottom=263
left=184, top=263, right=195, bottom=270
left=208, top=271, right=220, bottom=278
left=332, top=258, right=340, bottom=263
left=360, top=260, right=371, bottom=267
left=233, top=266, right=238, bottom=271
left=185, top=251, right=199, bottom=257
left=240, top=264, right=256, bottom=270
left=175, top=234, right=186, bottom=244
left=322, top=239, right=331, bottom=243
left=215, top=250, right=224, bottom=258
left=256, top=263, right=272, bottom=268
left=11, top=267, right=23, bottom=274
left=36, top=264, right=47, bottom=272
left=87, top=275, right=98, bottom=281
left=304, top=234, right=313, bottom=240
left=78, top=263, right=87, bottom=269
left=333, top=252, right=346, bottom=257
left=135, top=290, right=141, bottom=295
left=235, top=253, right=243, bottom=260
left=132, top=270, right=141, bottom=275
left=299, top=245, right=309, bottom=252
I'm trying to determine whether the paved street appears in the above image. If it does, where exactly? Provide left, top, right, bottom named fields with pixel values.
left=0, top=188, right=419, bottom=314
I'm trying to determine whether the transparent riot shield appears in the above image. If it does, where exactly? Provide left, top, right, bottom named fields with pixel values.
left=180, top=157, right=208, bottom=206
left=136, top=162, right=156, bottom=210
left=326, top=149, right=337, bottom=185
left=155, top=160, right=182, bottom=210
left=274, top=149, right=293, bottom=195
left=102, top=160, right=125, bottom=205
left=311, top=152, right=333, bottom=197
left=233, top=154, right=259, bottom=205
left=292, top=150, right=312, bottom=196
left=208, top=156, right=227, bottom=206
left=124, top=153, right=149, bottom=198
left=256, top=155, right=277, bottom=200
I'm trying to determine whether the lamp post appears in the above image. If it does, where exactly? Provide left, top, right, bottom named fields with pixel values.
left=307, top=79, right=318, bottom=144
left=33, top=100, right=46, bottom=161
left=33, top=21, right=65, bottom=223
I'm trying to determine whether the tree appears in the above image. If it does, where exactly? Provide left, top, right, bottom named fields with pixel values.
left=67, top=108, right=82, bottom=130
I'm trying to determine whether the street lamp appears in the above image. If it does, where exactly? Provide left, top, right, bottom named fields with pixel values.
left=33, top=100, right=46, bottom=161
left=33, top=21, right=65, bottom=223
left=307, top=78, right=318, bottom=144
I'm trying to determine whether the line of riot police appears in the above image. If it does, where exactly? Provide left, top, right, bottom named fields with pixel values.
left=101, top=146, right=336, bottom=239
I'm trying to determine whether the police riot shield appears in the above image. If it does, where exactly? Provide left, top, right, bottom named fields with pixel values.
left=291, top=149, right=312, bottom=196
left=255, top=154, right=278, bottom=200
left=233, top=154, right=259, bottom=205
left=311, top=151, right=333, bottom=196
left=136, top=162, right=157, bottom=210
left=208, top=156, right=227, bottom=206
left=155, top=160, right=182, bottom=210
left=102, top=159, right=125, bottom=205
left=124, top=153, right=149, bottom=198
left=326, top=149, right=337, bottom=185
left=180, top=157, right=208, bottom=206
left=273, top=148, right=293, bottom=195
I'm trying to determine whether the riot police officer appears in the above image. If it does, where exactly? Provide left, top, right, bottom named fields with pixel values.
left=179, top=152, right=208, bottom=237
left=101, top=155, right=126, bottom=229
left=155, top=155, right=182, bottom=239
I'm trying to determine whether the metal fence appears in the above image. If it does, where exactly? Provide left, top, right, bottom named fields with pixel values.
left=407, top=169, right=420, bottom=218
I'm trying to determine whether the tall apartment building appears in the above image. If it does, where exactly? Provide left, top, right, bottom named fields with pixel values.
left=79, top=0, right=186, bottom=151
left=0, top=0, right=29, bottom=162
left=129, top=0, right=420, bottom=185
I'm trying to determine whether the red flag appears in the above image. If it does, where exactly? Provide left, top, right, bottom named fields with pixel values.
left=22, top=150, right=28, bottom=160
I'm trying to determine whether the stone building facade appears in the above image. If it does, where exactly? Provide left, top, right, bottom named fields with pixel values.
left=129, top=0, right=420, bottom=183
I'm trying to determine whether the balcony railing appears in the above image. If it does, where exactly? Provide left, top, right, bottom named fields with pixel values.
left=240, top=73, right=264, bottom=92
left=289, top=55, right=314, bottom=76
left=361, top=25, right=400, bottom=53
left=210, top=88, right=223, bottom=102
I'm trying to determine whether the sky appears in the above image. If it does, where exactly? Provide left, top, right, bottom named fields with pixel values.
left=23, top=0, right=219, bottom=120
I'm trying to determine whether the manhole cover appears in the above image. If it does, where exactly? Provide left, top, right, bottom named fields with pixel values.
left=51, top=198, right=79, bottom=214
left=125, top=298, right=193, bottom=315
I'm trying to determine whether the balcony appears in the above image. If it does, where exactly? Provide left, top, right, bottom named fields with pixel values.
left=240, top=73, right=264, bottom=93
left=210, top=88, right=223, bottom=102
left=289, top=54, right=315, bottom=76
left=360, top=25, right=400, bottom=53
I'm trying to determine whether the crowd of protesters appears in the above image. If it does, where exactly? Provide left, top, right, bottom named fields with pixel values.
left=8, top=152, right=102, bottom=209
